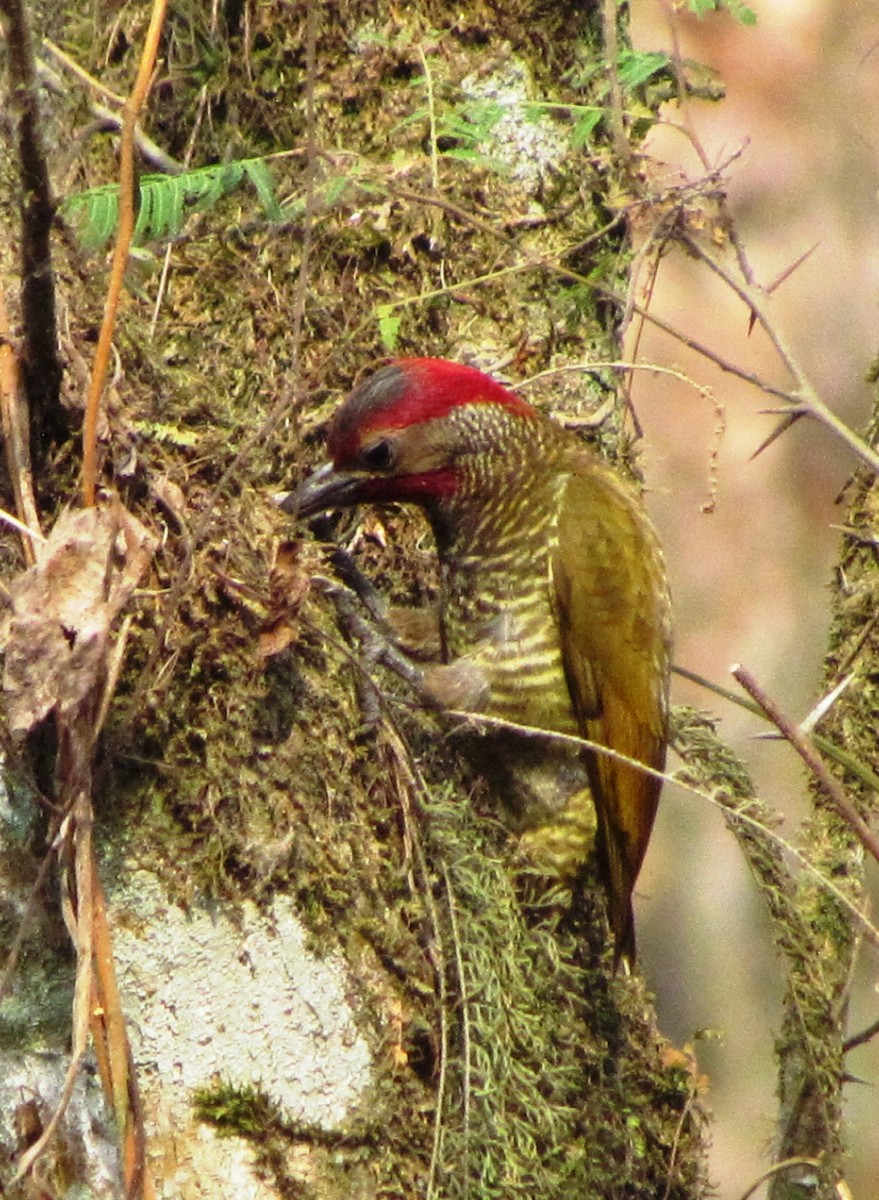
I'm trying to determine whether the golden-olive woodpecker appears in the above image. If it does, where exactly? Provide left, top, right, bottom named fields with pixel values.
left=287, top=358, right=672, bottom=965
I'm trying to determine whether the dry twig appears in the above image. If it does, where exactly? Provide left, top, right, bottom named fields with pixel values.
left=732, top=664, right=879, bottom=865
left=0, top=290, right=42, bottom=563
left=683, top=235, right=879, bottom=473
left=81, top=0, right=170, bottom=506
left=5, top=504, right=156, bottom=1195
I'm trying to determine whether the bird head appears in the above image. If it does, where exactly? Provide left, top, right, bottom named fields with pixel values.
left=283, top=358, right=538, bottom=519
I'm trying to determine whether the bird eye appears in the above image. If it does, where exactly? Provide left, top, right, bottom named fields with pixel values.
left=359, top=438, right=395, bottom=471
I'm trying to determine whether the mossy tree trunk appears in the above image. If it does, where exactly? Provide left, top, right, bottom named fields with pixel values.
left=0, top=2, right=714, bottom=1196
left=767, top=408, right=879, bottom=1200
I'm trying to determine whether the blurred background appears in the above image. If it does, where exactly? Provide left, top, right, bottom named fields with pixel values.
left=628, top=1, right=879, bottom=1195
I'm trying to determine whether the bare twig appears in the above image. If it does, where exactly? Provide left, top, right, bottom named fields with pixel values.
left=41, top=35, right=126, bottom=104
left=619, top=208, right=669, bottom=408
left=732, top=664, right=879, bottom=865
left=676, top=663, right=879, bottom=795
left=601, top=0, right=630, bottom=166
left=843, top=1015, right=879, bottom=1054
left=81, top=0, right=169, bottom=506
left=659, top=0, right=714, bottom=175
left=735, top=1158, right=822, bottom=1200
left=0, top=290, right=42, bottom=563
left=682, top=236, right=879, bottom=473
left=616, top=288, right=799, bottom=403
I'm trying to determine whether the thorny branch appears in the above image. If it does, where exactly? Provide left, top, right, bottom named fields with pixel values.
left=732, top=664, right=879, bottom=865
left=384, top=182, right=860, bottom=426
left=682, top=235, right=879, bottom=473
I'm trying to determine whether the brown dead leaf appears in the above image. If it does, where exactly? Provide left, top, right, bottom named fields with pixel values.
left=257, top=616, right=298, bottom=660
left=257, top=539, right=310, bottom=660
left=3, top=501, right=156, bottom=736
left=269, top=539, right=309, bottom=601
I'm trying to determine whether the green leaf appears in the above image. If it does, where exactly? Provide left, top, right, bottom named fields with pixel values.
left=440, top=148, right=508, bottom=172
left=376, top=305, right=402, bottom=351
left=616, top=50, right=672, bottom=90
left=570, top=108, right=603, bottom=149
left=243, top=159, right=283, bottom=222
left=391, top=106, right=430, bottom=134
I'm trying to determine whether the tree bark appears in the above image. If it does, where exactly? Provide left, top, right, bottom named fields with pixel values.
left=0, top=2, right=720, bottom=1195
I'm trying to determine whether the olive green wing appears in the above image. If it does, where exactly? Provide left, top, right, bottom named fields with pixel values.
left=551, top=455, right=671, bottom=965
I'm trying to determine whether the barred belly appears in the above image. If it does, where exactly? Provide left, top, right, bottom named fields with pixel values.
left=481, top=606, right=579, bottom=738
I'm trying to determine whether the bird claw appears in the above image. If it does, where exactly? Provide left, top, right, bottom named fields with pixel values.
left=316, top=577, right=432, bottom=732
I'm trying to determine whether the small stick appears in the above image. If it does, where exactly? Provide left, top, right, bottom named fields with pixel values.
left=731, top=663, right=879, bottom=865
left=81, top=0, right=169, bottom=505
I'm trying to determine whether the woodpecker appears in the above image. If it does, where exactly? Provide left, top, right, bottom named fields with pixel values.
left=285, top=358, right=671, bottom=964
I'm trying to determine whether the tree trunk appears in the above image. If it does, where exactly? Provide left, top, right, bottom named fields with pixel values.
left=0, top=2, right=715, bottom=1195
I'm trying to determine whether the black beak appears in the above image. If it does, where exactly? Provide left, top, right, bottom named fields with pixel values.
left=277, top=462, right=367, bottom=519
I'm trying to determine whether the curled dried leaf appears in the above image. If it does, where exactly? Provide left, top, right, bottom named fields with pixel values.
left=2, top=501, right=156, bottom=736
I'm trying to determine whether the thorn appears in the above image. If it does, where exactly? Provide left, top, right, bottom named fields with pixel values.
left=751, top=676, right=853, bottom=740
left=746, top=243, right=819, bottom=334
left=800, top=674, right=854, bottom=733
left=765, top=241, right=820, bottom=296
left=749, top=410, right=807, bottom=461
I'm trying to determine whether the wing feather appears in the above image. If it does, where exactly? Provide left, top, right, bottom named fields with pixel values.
left=551, top=453, right=671, bottom=964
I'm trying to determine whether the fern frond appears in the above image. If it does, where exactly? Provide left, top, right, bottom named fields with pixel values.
left=63, top=157, right=283, bottom=249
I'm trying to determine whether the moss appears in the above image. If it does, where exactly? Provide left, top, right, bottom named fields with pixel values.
left=0, top=0, right=721, bottom=1194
